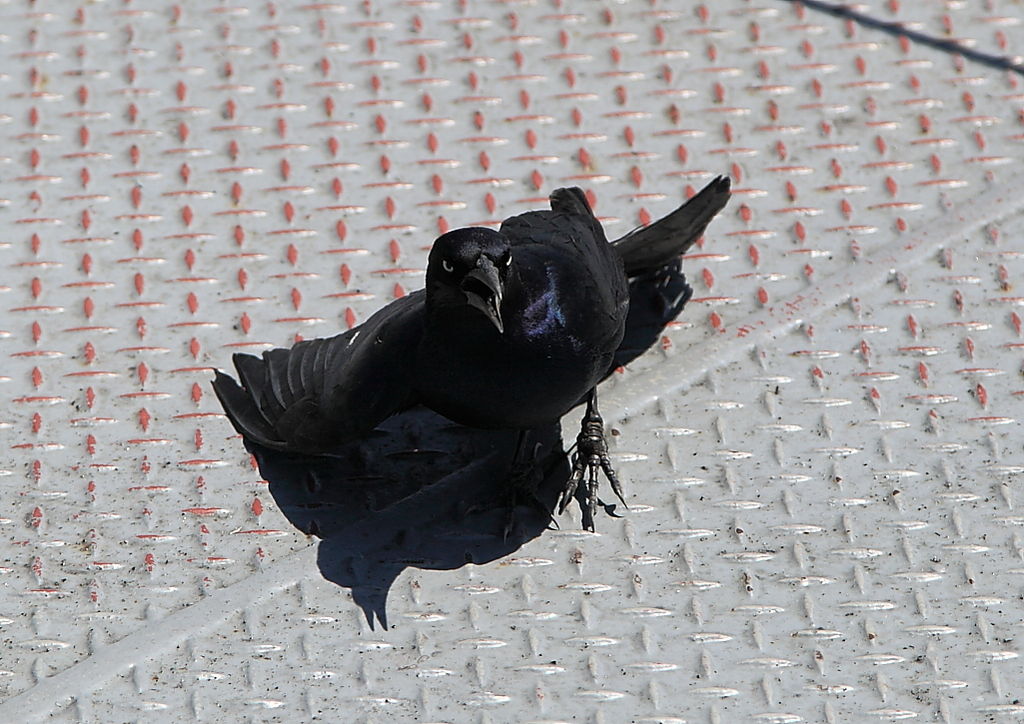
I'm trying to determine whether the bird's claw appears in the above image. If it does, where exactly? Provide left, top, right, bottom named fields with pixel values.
left=558, top=392, right=626, bottom=531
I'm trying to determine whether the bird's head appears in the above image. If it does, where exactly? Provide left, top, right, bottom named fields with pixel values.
left=426, top=227, right=513, bottom=334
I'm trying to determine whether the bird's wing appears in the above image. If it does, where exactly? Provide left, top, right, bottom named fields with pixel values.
left=611, top=176, right=731, bottom=277
left=547, top=187, right=609, bottom=241
left=499, top=186, right=609, bottom=252
left=212, top=291, right=425, bottom=454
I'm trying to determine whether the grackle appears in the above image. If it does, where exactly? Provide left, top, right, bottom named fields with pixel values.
left=213, top=177, right=731, bottom=529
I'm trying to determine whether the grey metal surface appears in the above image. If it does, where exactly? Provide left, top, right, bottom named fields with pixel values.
left=2, top=1, right=1023, bottom=722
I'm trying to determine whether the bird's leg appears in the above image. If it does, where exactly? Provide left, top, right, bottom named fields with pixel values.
left=458, top=429, right=552, bottom=537
left=502, top=429, right=555, bottom=540
left=508, top=428, right=533, bottom=477
left=558, top=389, right=626, bottom=531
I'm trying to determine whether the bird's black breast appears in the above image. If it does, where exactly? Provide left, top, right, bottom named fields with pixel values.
left=414, top=215, right=628, bottom=430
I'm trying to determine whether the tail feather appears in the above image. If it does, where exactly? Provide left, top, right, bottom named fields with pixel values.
left=285, top=338, right=330, bottom=409
left=612, top=175, right=731, bottom=277
left=232, top=353, right=279, bottom=423
left=211, top=368, right=286, bottom=449
left=264, top=347, right=296, bottom=410
left=300, top=338, right=320, bottom=392
left=286, top=344, right=307, bottom=408
left=311, top=337, right=330, bottom=390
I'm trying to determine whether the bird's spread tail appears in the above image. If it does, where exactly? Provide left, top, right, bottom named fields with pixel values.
left=611, top=175, right=731, bottom=277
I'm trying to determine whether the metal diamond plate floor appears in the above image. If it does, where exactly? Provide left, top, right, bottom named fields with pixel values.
left=2, top=1, right=1023, bottom=722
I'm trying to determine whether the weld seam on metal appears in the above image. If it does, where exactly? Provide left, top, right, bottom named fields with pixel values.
left=602, top=177, right=1024, bottom=423
left=0, top=545, right=319, bottom=722
left=0, top=450, right=502, bottom=720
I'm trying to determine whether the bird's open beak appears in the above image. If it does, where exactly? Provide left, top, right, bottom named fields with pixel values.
left=461, top=257, right=504, bottom=334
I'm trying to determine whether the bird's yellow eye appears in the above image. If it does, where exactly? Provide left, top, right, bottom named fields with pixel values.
left=504, top=253, right=512, bottom=267
left=442, top=259, right=454, bottom=273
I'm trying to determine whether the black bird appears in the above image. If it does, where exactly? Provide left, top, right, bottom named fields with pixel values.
left=213, top=177, right=731, bottom=528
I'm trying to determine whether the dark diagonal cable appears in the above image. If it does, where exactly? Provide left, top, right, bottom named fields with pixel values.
left=782, top=0, right=1024, bottom=76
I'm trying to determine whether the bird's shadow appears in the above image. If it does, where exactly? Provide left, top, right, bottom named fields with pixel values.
left=248, top=260, right=692, bottom=628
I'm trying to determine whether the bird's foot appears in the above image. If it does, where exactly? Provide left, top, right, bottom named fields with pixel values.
left=558, top=392, right=626, bottom=531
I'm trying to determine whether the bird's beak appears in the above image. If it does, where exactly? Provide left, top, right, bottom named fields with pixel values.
left=461, top=257, right=504, bottom=334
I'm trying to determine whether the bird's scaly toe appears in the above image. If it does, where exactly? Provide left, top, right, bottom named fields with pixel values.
left=559, top=391, right=627, bottom=531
